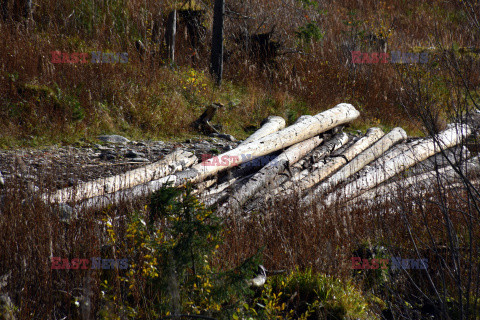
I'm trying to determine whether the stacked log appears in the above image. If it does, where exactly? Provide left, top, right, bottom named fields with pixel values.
left=40, top=103, right=476, bottom=218
left=305, top=124, right=472, bottom=209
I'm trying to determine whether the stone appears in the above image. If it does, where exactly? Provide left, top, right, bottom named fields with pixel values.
left=129, top=157, right=150, bottom=163
left=94, top=144, right=113, bottom=151
left=99, top=150, right=116, bottom=160
left=97, top=135, right=130, bottom=144
left=0, top=171, right=4, bottom=187
left=125, top=150, right=145, bottom=158
left=209, top=133, right=236, bottom=142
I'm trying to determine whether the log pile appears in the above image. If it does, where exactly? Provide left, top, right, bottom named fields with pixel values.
left=42, top=103, right=480, bottom=217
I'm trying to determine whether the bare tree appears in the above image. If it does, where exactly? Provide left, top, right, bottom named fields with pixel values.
left=210, top=0, right=225, bottom=85
left=166, top=9, right=177, bottom=65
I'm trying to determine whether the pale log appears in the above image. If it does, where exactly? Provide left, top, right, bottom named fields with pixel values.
left=44, top=150, right=196, bottom=203
left=296, top=127, right=385, bottom=193
left=77, top=175, right=177, bottom=211
left=406, top=145, right=470, bottom=176
left=310, top=124, right=472, bottom=208
left=306, top=127, right=406, bottom=199
left=219, top=135, right=324, bottom=213
left=174, top=103, right=360, bottom=186
left=238, top=116, right=286, bottom=147
left=348, top=156, right=480, bottom=206
left=267, top=132, right=350, bottom=198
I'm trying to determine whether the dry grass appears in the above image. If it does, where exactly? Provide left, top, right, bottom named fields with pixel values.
left=1, top=0, right=478, bottom=147
left=1, top=0, right=480, bottom=318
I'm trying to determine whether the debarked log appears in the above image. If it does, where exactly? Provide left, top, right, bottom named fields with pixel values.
left=296, top=127, right=386, bottom=194
left=243, top=132, right=350, bottom=211
left=218, top=134, right=325, bottom=214
left=43, top=150, right=197, bottom=204
left=77, top=175, right=177, bottom=211
left=306, top=127, right=407, bottom=199
left=405, top=145, right=470, bottom=177
left=238, top=116, right=286, bottom=147
left=346, top=156, right=480, bottom=207
left=264, top=131, right=350, bottom=199
left=308, top=123, right=472, bottom=209
left=201, top=116, right=317, bottom=208
left=174, top=103, right=360, bottom=186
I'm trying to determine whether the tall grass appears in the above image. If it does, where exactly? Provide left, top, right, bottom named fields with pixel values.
left=1, top=0, right=480, bottom=318
left=1, top=0, right=478, bottom=146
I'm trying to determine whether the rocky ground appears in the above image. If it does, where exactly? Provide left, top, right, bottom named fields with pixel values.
left=0, top=134, right=239, bottom=191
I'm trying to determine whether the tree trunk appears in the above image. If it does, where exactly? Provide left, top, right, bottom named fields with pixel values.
left=305, top=127, right=406, bottom=200
left=44, top=150, right=196, bottom=204
left=348, top=157, right=480, bottom=206
left=238, top=116, right=286, bottom=147
left=258, top=131, right=350, bottom=202
left=219, top=134, right=324, bottom=214
left=23, top=0, right=31, bottom=19
left=77, top=175, right=178, bottom=211
left=405, top=145, right=470, bottom=177
left=309, top=124, right=472, bottom=208
left=295, top=127, right=385, bottom=195
left=166, top=10, right=177, bottom=64
left=201, top=173, right=255, bottom=208
left=174, top=103, right=360, bottom=186
left=210, top=0, right=225, bottom=85
left=197, top=117, right=288, bottom=202
left=1, top=0, right=8, bottom=20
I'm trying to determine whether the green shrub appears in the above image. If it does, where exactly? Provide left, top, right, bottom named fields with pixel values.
left=295, top=22, right=325, bottom=44
left=269, top=268, right=375, bottom=319
left=100, top=183, right=259, bottom=318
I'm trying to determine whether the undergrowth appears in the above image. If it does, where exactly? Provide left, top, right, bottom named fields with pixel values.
left=1, top=0, right=479, bottom=147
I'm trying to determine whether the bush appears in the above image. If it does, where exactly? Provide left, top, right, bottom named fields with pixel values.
left=266, top=268, right=375, bottom=320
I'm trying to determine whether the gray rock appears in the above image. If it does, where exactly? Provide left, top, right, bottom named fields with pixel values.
left=0, top=271, right=11, bottom=290
left=94, top=144, right=113, bottom=151
left=99, top=150, right=116, bottom=160
left=210, top=133, right=236, bottom=142
left=129, top=157, right=150, bottom=163
left=0, top=171, right=4, bottom=187
left=67, top=177, right=79, bottom=187
left=27, top=182, right=38, bottom=194
left=125, top=150, right=145, bottom=158
left=97, top=135, right=130, bottom=144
